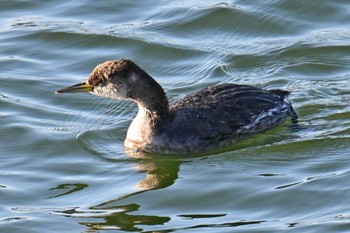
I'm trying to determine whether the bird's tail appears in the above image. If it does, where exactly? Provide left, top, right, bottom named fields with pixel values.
left=269, top=89, right=299, bottom=124
left=288, top=104, right=298, bottom=124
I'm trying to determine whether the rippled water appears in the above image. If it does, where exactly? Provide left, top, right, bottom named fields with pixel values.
left=1, top=1, right=350, bottom=232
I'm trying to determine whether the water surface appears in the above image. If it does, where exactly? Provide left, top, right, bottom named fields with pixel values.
left=1, top=0, right=350, bottom=232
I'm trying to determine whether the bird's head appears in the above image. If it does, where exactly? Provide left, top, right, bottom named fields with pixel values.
left=56, top=59, right=168, bottom=115
left=56, top=59, right=154, bottom=100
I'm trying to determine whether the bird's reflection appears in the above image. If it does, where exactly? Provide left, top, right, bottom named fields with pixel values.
left=80, top=203, right=171, bottom=232
left=53, top=154, right=182, bottom=232
left=133, top=156, right=181, bottom=190
left=83, top=157, right=181, bottom=232
left=49, top=152, right=268, bottom=232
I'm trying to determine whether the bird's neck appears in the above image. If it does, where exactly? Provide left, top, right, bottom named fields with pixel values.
left=136, top=90, right=169, bottom=122
left=128, top=69, right=169, bottom=121
left=125, top=102, right=166, bottom=149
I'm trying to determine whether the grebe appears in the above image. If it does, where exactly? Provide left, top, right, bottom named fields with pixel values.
left=56, top=59, right=298, bottom=155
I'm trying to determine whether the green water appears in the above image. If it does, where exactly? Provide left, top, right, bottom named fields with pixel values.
left=1, top=1, right=350, bottom=232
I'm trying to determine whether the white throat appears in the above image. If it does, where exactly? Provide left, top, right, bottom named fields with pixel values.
left=125, top=104, right=153, bottom=146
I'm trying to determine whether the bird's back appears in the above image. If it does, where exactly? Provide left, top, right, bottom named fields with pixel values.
left=154, top=84, right=295, bottom=154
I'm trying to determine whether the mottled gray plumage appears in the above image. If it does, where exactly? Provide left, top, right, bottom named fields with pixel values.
left=56, top=59, right=298, bottom=155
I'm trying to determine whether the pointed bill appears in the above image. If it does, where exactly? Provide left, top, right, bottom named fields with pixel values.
left=55, top=82, right=94, bottom=94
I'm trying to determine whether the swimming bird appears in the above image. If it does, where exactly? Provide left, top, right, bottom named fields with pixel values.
left=56, top=59, right=298, bottom=155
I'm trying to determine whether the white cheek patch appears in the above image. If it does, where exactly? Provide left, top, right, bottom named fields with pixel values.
left=93, top=84, right=125, bottom=99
